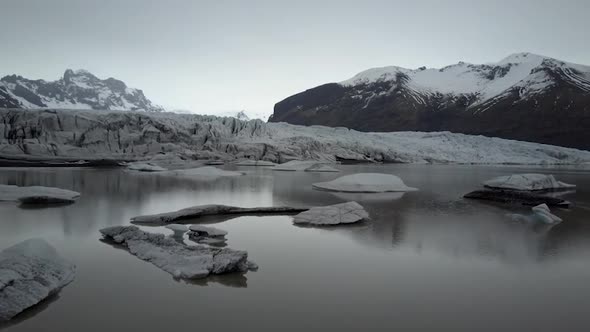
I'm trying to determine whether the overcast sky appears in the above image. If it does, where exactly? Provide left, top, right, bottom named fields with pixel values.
left=1, top=0, right=588, bottom=115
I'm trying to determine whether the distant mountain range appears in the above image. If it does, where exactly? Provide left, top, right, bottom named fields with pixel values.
left=170, top=109, right=271, bottom=121
left=270, top=53, right=590, bottom=149
left=0, top=69, right=163, bottom=112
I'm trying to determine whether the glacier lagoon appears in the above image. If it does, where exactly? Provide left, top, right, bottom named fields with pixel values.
left=1, top=164, right=590, bottom=331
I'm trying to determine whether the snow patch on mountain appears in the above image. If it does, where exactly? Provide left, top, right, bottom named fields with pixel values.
left=340, top=53, right=590, bottom=106
left=0, top=69, right=163, bottom=112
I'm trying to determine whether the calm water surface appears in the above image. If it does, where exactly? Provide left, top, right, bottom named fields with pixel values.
left=1, top=164, right=590, bottom=331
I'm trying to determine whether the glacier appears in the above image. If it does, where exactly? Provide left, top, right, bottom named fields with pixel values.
left=1, top=109, right=590, bottom=165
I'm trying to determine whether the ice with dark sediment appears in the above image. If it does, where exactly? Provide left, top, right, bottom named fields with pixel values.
left=0, top=239, right=76, bottom=322
left=99, top=226, right=256, bottom=280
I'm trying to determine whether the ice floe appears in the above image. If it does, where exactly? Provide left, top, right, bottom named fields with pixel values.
left=189, top=225, right=228, bottom=237
left=507, top=204, right=563, bottom=225
left=0, top=239, right=75, bottom=322
left=131, top=204, right=308, bottom=224
left=188, top=225, right=228, bottom=246
left=292, top=201, right=369, bottom=225
left=127, top=163, right=167, bottom=172
left=312, top=173, right=417, bottom=193
left=99, top=226, right=255, bottom=280
left=483, top=174, right=576, bottom=191
left=0, top=184, right=80, bottom=204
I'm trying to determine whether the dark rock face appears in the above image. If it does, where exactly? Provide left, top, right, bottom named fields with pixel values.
left=270, top=53, right=590, bottom=150
left=0, top=70, right=163, bottom=112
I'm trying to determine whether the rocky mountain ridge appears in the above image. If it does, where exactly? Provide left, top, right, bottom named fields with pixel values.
left=270, top=53, right=590, bottom=149
left=0, top=69, right=163, bottom=112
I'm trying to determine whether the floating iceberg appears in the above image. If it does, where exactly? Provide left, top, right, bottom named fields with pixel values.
left=531, top=204, right=563, bottom=224
left=274, top=160, right=339, bottom=172
left=507, top=204, right=563, bottom=225
left=99, top=226, right=255, bottom=280
left=189, top=225, right=228, bottom=237
left=131, top=204, right=308, bottom=224
left=0, top=239, right=75, bottom=322
left=312, top=173, right=417, bottom=193
left=292, top=201, right=370, bottom=225
left=127, top=163, right=167, bottom=172
left=483, top=174, right=576, bottom=191
left=188, top=225, right=228, bottom=246
left=0, top=184, right=80, bottom=205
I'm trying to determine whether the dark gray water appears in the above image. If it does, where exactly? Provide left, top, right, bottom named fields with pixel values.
left=1, top=164, right=590, bottom=331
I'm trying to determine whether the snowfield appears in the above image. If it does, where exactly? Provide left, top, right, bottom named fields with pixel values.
left=1, top=109, right=590, bottom=165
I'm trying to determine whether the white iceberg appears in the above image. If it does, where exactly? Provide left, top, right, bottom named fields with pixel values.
left=273, top=160, right=338, bottom=172
left=234, top=160, right=276, bottom=166
left=507, top=204, right=563, bottom=225
left=99, top=226, right=255, bottom=280
left=313, top=173, right=418, bottom=193
left=189, top=225, right=228, bottom=237
left=292, top=201, right=370, bottom=226
left=131, top=204, right=308, bottom=224
left=483, top=174, right=576, bottom=191
left=531, top=204, right=563, bottom=224
left=0, top=184, right=80, bottom=204
left=127, top=163, right=167, bottom=172
left=0, top=239, right=75, bottom=322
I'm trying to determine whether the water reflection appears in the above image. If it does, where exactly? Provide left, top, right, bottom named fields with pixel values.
left=2, top=165, right=590, bottom=331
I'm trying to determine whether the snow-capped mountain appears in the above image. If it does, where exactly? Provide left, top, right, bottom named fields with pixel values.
left=270, top=53, right=590, bottom=149
left=0, top=69, right=163, bottom=112
left=208, top=110, right=271, bottom=121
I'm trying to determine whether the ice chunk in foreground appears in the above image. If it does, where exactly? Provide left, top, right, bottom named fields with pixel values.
left=0, top=185, right=80, bottom=204
left=483, top=174, right=576, bottom=191
left=0, top=239, right=75, bottom=322
left=293, top=201, right=370, bottom=225
left=313, top=173, right=417, bottom=193
left=99, top=226, right=254, bottom=280
left=127, top=163, right=167, bottom=172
